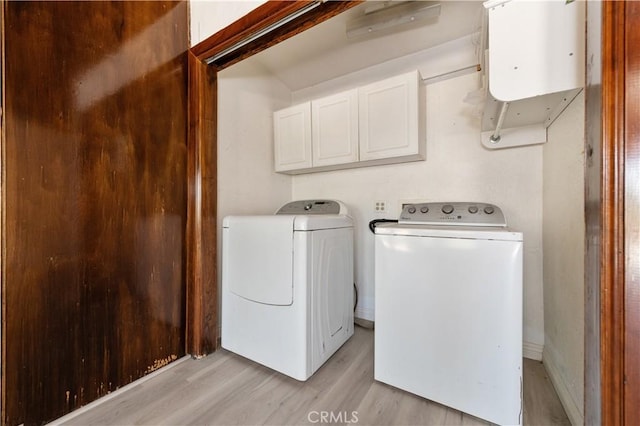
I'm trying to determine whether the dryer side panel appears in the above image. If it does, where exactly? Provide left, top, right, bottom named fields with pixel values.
left=309, top=228, right=355, bottom=374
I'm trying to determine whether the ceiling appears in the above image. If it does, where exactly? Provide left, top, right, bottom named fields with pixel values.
left=241, top=1, right=485, bottom=91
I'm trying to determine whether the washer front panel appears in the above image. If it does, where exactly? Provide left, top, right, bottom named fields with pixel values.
left=374, top=230, right=523, bottom=425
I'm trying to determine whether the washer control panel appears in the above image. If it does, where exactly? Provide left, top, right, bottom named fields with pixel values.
left=398, top=202, right=506, bottom=227
left=276, top=199, right=346, bottom=215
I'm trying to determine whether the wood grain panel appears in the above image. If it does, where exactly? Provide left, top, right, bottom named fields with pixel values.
left=2, top=2, right=188, bottom=424
left=625, top=2, right=640, bottom=424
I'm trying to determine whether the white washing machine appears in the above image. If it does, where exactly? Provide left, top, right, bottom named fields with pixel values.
left=374, top=202, right=523, bottom=426
left=222, top=200, right=354, bottom=381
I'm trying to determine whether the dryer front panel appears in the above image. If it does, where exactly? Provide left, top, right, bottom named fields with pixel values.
left=224, top=215, right=295, bottom=306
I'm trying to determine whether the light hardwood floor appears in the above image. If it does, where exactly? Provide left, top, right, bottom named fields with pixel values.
left=59, top=327, right=570, bottom=425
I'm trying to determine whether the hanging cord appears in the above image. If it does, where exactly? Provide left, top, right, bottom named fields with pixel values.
left=368, top=218, right=398, bottom=233
left=353, top=282, right=358, bottom=312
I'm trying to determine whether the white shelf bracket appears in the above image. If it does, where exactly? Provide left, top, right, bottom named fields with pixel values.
left=489, top=101, right=510, bottom=143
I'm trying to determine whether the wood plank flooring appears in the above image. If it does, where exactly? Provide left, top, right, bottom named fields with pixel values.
left=57, top=327, right=570, bottom=425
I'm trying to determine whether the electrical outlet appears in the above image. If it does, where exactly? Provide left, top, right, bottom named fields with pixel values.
left=374, top=201, right=387, bottom=214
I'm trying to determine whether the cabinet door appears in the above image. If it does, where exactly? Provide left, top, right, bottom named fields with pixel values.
left=359, top=70, right=420, bottom=161
left=312, top=89, right=359, bottom=167
left=274, top=102, right=312, bottom=172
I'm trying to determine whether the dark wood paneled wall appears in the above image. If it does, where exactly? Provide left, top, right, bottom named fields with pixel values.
left=1, top=2, right=188, bottom=424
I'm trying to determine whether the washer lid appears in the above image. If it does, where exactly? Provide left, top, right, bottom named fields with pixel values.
left=375, top=223, right=523, bottom=242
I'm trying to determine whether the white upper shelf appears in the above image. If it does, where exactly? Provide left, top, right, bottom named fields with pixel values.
left=481, top=0, right=585, bottom=149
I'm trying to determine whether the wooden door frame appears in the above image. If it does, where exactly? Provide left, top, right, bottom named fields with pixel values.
left=597, top=2, right=625, bottom=423
left=185, top=0, right=361, bottom=356
left=186, top=1, right=638, bottom=423
left=186, top=50, right=218, bottom=356
left=622, top=3, right=640, bottom=422
left=596, top=1, right=640, bottom=424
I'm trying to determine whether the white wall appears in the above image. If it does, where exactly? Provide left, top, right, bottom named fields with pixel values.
left=292, top=35, right=478, bottom=103
left=542, top=92, right=585, bottom=425
left=217, top=59, right=293, bottom=308
left=189, top=0, right=267, bottom=47
left=292, top=71, right=545, bottom=355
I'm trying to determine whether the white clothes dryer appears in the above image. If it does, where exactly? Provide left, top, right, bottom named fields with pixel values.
left=374, top=202, right=523, bottom=426
left=222, top=200, right=354, bottom=381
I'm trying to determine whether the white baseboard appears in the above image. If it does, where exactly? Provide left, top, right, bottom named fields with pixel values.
left=47, top=355, right=191, bottom=425
left=543, top=348, right=584, bottom=426
left=355, top=305, right=374, bottom=322
left=523, top=340, right=544, bottom=361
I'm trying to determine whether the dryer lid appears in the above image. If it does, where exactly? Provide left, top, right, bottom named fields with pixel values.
left=276, top=199, right=348, bottom=216
left=276, top=199, right=353, bottom=231
left=292, top=215, right=353, bottom=231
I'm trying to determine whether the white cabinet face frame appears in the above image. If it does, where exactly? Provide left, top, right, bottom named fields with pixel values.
left=311, top=89, right=359, bottom=167
left=274, top=102, right=312, bottom=172
left=358, top=70, right=420, bottom=161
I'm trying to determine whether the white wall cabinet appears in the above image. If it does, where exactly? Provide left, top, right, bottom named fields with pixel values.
left=274, top=71, right=425, bottom=174
left=312, top=89, right=359, bottom=167
left=274, top=102, right=312, bottom=172
left=359, top=72, right=421, bottom=161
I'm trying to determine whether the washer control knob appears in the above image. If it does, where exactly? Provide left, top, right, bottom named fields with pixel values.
left=468, top=205, right=478, bottom=214
left=407, top=206, right=416, bottom=214
left=484, top=205, right=495, bottom=215
left=304, top=203, right=313, bottom=211
left=442, top=204, right=454, bottom=214
left=420, top=206, right=429, bottom=214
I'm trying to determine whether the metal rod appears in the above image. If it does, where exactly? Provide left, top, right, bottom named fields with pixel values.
left=420, top=64, right=480, bottom=86
left=205, top=1, right=322, bottom=65
left=490, top=101, right=510, bottom=143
